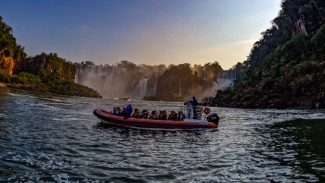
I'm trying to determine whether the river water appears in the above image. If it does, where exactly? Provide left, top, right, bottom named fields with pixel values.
left=0, top=88, right=325, bottom=182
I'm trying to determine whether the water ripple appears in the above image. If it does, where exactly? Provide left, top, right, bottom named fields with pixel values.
left=0, top=90, right=324, bottom=182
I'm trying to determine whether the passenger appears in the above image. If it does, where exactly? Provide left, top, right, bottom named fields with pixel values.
left=113, top=107, right=121, bottom=116
left=112, top=107, right=117, bottom=115
left=191, top=96, right=198, bottom=119
left=125, top=104, right=133, bottom=118
left=168, top=111, right=177, bottom=120
left=186, top=102, right=192, bottom=119
left=139, top=110, right=149, bottom=119
left=139, top=110, right=145, bottom=118
left=117, top=107, right=121, bottom=116
left=144, top=110, right=149, bottom=119
left=132, top=108, right=140, bottom=118
left=196, top=106, right=203, bottom=119
left=177, top=111, right=185, bottom=121
left=120, top=107, right=126, bottom=117
left=155, top=111, right=160, bottom=119
left=159, top=110, right=167, bottom=120
left=150, top=110, right=159, bottom=120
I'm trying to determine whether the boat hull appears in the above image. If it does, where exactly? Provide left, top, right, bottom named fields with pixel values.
left=93, top=108, right=218, bottom=129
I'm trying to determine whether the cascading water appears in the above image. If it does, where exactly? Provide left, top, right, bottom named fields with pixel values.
left=136, top=79, right=148, bottom=99
left=144, top=70, right=159, bottom=98
left=216, top=69, right=237, bottom=90
left=75, top=63, right=165, bottom=99
left=74, top=61, right=241, bottom=100
left=75, top=65, right=129, bottom=98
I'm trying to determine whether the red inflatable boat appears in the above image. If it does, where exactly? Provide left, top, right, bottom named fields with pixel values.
left=93, top=108, right=219, bottom=129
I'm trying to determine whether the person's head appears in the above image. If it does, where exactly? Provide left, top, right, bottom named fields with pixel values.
left=192, top=96, right=196, bottom=100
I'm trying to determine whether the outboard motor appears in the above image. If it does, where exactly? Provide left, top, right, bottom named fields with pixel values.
left=207, top=113, right=219, bottom=125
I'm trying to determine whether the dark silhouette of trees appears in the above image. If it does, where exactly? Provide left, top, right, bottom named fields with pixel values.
left=214, top=0, right=325, bottom=109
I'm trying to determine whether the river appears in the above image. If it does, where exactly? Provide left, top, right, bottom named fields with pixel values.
left=0, top=88, right=325, bottom=182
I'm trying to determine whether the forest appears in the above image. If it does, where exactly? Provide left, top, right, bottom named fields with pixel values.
left=75, top=60, right=226, bottom=101
left=0, top=17, right=101, bottom=98
left=211, top=0, right=325, bottom=109
left=1, top=13, right=227, bottom=100
left=2, top=0, right=324, bottom=106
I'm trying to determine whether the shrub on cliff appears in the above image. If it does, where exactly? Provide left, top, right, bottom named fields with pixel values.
left=15, top=53, right=75, bottom=82
left=0, top=16, right=26, bottom=74
left=46, top=80, right=101, bottom=98
left=0, top=69, right=10, bottom=83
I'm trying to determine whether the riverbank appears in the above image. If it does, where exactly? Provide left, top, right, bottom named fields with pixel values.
left=0, top=81, right=102, bottom=98
left=205, top=89, right=325, bottom=109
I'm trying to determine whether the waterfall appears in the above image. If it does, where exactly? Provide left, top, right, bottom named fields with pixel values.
left=136, top=78, right=148, bottom=99
left=152, top=71, right=159, bottom=96
left=178, top=79, right=182, bottom=97
left=143, top=69, right=160, bottom=97
left=216, top=69, right=237, bottom=90
left=74, top=62, right=167, bottom=99
left=75, top=65, right=129, bottom=98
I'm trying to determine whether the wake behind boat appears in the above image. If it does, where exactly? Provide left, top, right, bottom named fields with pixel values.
left=93, top=107, right=220, bottom=130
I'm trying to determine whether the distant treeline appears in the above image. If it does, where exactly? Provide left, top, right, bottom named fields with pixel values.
left=212, top=0, right=325, bottom=108
left=4, top=0, right=324, bottom=107
left=0, top=17, right=101, bottom=98
left=76, top=60, right=229, bottom=101
left=154, top=62, right=223, bottom=101
left=1, top=14, right=230, bottom=100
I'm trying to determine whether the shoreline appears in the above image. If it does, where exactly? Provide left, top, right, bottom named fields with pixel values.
left=0, top=82, right=102, bottom=98
left=2, top=81, right=324, bottom=110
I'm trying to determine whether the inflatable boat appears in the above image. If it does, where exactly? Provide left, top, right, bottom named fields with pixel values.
left=93, top=108, right=219, bottom=129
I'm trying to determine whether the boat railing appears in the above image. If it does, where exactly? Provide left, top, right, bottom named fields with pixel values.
left=182, top=105, right=209, bottom=120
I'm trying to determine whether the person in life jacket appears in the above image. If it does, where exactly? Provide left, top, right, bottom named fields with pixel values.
left=132, top=108, right=140, bottom=118
left=191, top=96, right=198, bottom=119
left=113, top=107, right=121, bottom=116
left=125, top=104, right=133, bottom=118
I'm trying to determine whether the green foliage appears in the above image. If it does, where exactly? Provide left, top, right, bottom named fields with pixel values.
left=16, top=53, right=75, bottom=82
left=13, top=72, right=42, bottom=85
left=215, top=0, right=325, bottom=108
left=10, top=73, right=48, bottom=91
left=156, top=62, right=221, bottom=100
left=0, top=17, right=101, bottom=98
left=8, top=52, right=99, bottom=97
left=47, top=80, right=101, bottom=98
left=8, top=72, right=101, bottom=97
left=311, top=25, right=325, bottom=59
left=0, top=68, right=10, bottom=82
left=0, top=16, right=26, bottom=73
left=293, top=61, right=320, bottom=75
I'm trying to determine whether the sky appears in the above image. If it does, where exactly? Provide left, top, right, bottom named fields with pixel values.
left=0, top=0, right=282, bottom=69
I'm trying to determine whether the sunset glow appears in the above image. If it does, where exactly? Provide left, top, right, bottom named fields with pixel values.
left=0, top=0, right=282, bottom=69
